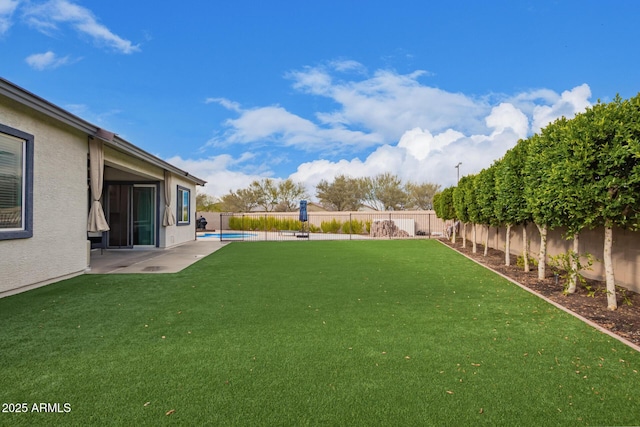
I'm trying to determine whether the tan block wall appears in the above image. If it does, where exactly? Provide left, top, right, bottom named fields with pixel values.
left=462, top=222, right=640, bottom=293
left=0, top=97, right=89, bottom=294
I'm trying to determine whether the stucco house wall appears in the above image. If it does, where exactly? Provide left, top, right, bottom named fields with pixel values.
left=0, top=95, right=88, bottom=294
left=161, top=174, right=198, bottom=248
left=0, top=78, right=206, bottom=297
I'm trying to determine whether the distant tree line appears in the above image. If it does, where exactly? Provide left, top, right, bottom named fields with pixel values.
left=434, top=93, right=640, bottom=311
left=197, top=174, right=441, bottom=213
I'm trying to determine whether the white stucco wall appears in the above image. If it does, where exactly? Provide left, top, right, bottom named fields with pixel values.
left=0, top=97, right=89, bottom=295
left=159, top=173, right=197, bottom=248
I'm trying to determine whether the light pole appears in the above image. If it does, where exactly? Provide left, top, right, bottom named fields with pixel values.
left=455, top=162, right=462, bottom=184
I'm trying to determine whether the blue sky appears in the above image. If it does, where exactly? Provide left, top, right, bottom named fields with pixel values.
left=2, top=1, right=640, bottom=198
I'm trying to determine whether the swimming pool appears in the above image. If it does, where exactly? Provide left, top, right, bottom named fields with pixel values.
left=199, top=232, right=257, bottom=239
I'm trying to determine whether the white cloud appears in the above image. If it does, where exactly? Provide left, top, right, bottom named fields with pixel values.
left=485, top=103, right=529, bottom=139
left=286, top=83, right=593, bottom=196
left=531, top=84, right=591, bottom=132
left=199, top=63, right=593, bottom=199
left=0, top=0, right=19, bottom=35
left=208, top=64, right=493, bottom=155
left=206, top=97, right=243, bottom=113
left=25, top=50, right=70, bottom=70
left=397, top=128, right=464, bottom=161
left=288, top=64, right=488, bottom=139
left=289, top=126, right=514, bottom=197
left=209, top=105, right=384, bottom=153
left=23, top=0, right=139, bottom=54
left=165, top=154, right=272, bottom=198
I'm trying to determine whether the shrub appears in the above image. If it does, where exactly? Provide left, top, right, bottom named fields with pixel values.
left=341, top=219, right=366, bottom=234
left=549, top=250, right=595, bottom=295
left=321, top=219, right=342, bottom=233
left=228, top=216, right=302, bottom=231
left=516, top=255, right=537, bottom=269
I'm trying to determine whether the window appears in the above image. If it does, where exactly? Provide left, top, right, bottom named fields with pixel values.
left=0, top=124, right=33, bottom=240
left=177, top=186, right=190, bottom=225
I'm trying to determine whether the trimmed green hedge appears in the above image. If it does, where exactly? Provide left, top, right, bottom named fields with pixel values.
left=229, top=216, right=302, bottom=231
left=228, top=216, right=371, bottom=234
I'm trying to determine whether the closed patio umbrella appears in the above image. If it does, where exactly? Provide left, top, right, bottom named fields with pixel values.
left=299, top=200, right=308, bottom=222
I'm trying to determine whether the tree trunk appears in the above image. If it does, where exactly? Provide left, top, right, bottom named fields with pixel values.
left=472, top=223, right=477, bottom=254
left=567, top=233, right=579, bottom=294
left=462, top=223, right=467, bottom=248
left=452, top=220, right=457, bottom=244
left=483, top=225, right=489, bottom=256
left=505, top=224, right=511, bottom=266
left=536, top=223, right=547, bottom=280
left=523, top=224, right=530, bottom=273
left=604, top=226, right=617, bottom=310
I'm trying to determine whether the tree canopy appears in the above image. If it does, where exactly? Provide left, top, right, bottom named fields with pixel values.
left=435, top=92, right=640, bottom=309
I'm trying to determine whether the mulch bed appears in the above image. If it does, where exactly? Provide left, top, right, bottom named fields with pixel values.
left=438, top=237, right=640, bottom=348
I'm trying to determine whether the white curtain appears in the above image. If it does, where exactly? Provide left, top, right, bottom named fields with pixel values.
left=162, top=170, right=176, bottom=226
left=87, top=138, right=110, bottom=232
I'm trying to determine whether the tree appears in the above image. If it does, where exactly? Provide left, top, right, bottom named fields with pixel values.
left=275, top=179, right=308, bottom=212
left=453, top=176, right=471, bottom=248
left=220, top=187, right=259, bottom=212
left=573, top=95, right=640, bottom=309
left=463, top=174, right=480, bottom=253
left=196, top=191, right=219, bottom=212
left=361, top=173, right=408, bottom=211
left=316, top=175, right=365, bottom=211
left=475, top=166, right=498, bottom=256
left=249, top=178, right=278, bottom=212
left=434, top=186, right=456, bottom=240
left=405, top=181, right=441, bottom=210
left=524, top=128, right=567, bottom=280
left=494, top=140, right=532, bottom=267
left=540, top=114, right=596, bottom=292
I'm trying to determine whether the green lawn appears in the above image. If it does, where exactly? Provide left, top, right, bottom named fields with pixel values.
left=1, top=240, right=639, bottom=426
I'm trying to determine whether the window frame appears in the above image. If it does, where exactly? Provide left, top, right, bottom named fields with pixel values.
left=0, top=124, right=33, bottom=240
left=176, top=185, right=191, bottom=226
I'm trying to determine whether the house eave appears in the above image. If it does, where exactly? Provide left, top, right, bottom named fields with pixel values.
left=0, top=77, right=206, bottom=186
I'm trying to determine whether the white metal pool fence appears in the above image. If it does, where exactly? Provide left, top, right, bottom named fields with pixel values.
left=198, top=211, right=448, bottom=242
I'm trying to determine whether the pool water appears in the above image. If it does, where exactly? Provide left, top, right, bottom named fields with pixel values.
left=199, top=232, right=257, bottom=239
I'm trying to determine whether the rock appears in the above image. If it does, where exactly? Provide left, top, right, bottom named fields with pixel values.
left=369, top=220, right=410, bottom=238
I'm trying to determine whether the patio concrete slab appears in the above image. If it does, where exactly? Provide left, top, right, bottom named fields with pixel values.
left=88, top=240, right=229, bottom=274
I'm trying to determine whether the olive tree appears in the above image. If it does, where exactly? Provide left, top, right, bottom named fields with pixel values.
left=361, top=173, right=408, bottom=211
left=316, top=175, right=365, bottom=211
left=405, top=181, right=441, bottom=210
left=275, top=179, right=308, bottom=212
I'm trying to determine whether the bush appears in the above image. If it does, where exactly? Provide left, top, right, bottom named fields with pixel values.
left=228, top=216, right=302, bottom=231
left=321, top=219, right=342, bottom=233
left=516, top=255, right=538, bottom=269
left=549, top=250, right=595, bottom=295
left=341, top=219, right=366, bottom=234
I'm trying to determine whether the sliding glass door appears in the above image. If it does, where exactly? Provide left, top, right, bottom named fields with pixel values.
left=107, top=184, right=157, bottom=248
left=133, top=185, right=156, bottom=246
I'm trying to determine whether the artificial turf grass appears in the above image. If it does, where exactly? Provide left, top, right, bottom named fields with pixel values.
left=0, top=240, right=638, bottom=426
